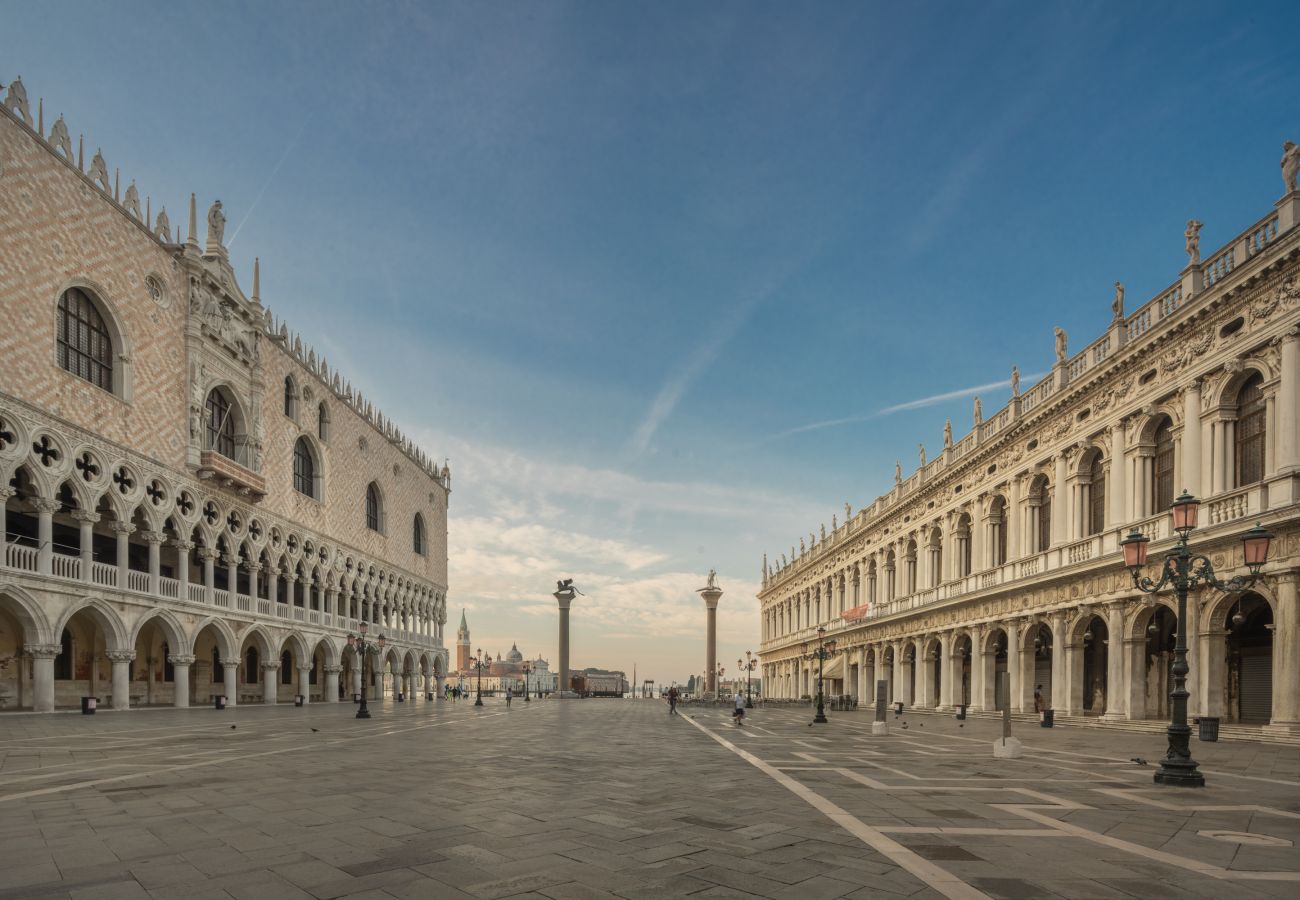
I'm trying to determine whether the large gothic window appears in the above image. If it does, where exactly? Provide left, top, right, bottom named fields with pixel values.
left=413, top=513, right=427, bottom=556
left=318, top=402, right=330, bottom=441
left=1088, top=455, right=1106, bottom=536
left=205, top=389, right=236, bottom=459
left=1236, top=374, right=1266, bottom=487
left=245, top=647, right=259, bottom=684
left=283, top=377, right=297, bottom=418
left=366, top=482, right=383, bottom=532
left=1153, top=418, right=1175, bottom=512
left=57, top=288, right=114, bottom=391
left=293, top=437, right=317, bottom=498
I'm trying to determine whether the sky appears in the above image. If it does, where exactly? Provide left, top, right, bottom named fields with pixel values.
left=4, top=1, right=1299, bottom=689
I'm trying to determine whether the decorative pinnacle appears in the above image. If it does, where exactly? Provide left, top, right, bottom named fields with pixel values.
left=187, top=193, right=198, bottom=246
left=252, top=257, right=261, bottom=303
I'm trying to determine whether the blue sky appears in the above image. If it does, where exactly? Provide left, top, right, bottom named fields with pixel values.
left=5, top=1, right=1299, bottom=687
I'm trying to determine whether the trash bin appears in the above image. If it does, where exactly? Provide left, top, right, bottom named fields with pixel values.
left=1197, top=716, right=1220, bottom=742
left=425, top=692, right=433, bottom=701
left=955, top=704, right=966, bottom=720
left=81, top=696, right=97, bottom=715
left=397, top=692, right=405, bottom=702
left=214, top=695, right=226, bottom=710
left=353, top=693, right=360, bottom=703
left=1040, top=708, right=1054, bottom=728
left=293, top=695, right=304, bottom=707
left=894, top=702, right=904, bottom=715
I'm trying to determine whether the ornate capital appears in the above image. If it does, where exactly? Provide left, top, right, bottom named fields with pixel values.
left=110, top=521, right=136, bottom=536
left=198, top=546, right=221, bottom=561
left=323, top=665, right=342, bottom=674
left=260, top=662, right=280, bottom=672
left=30, top=498, right=60, bottom=515
left=25, top=644, right=62, bottom=659
left=173, top=539, right=195, bottom=552
left=70, top=510, right=100, bottom=525
left=167, top=654, right=196, bottom=666
left=220, top=658, right=240, bottom=668
left=142, top=530, right=168, bottom=545
left=105, top=649, right=136, bottom=663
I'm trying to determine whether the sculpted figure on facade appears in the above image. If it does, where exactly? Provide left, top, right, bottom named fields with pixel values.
left=207, top=200, right=226, bottom=246
left=894, top=461, right=902, bottom=483
left=1054, top=327, right=1068, bottom=363
left=973, top=395, right=982, bottom=425
left=1010, top=365, right=1020, bottom=397
left=1185, top=219, right=1203, bottom=265
left=918, top=443, right=926, bottom=467
left=1112, top=281, right=1124, bottom=320
left=1283, top=140, right=1300, bottom=193
left=943, top=418, right=952, bottom=448
left=188, top=363, right=206, bottom=441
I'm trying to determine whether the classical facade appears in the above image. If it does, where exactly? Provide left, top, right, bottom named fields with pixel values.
left=759, top=146, right=1300, bottom=735
left=0, top=77, right=450, bottom=711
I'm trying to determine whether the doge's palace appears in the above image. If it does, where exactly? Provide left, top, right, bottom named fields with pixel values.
left=0, top=77, right=450, bottom=711
left=759, top=142, right=1300, bottom=737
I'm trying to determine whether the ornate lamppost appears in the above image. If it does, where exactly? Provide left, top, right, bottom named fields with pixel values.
left=346, top=622, right=386, bottom=720
left=522, top=661, right=531, bottom=702
left=1121, top=491, right=1272, bottom=787
left=472, top=648, right=489, bottom=707
left=738, top=651, right=757, bottom=709
left=801, top=626, right=838, bottom=724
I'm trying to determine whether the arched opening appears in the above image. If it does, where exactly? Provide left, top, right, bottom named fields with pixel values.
left=244, top=646, right=260, bottom=685
left=955, top=514, right=973, bottom=577
left=317, top=402, right=330, bottom=442
left=928, top=639, right=942, bottom=707
left=903, top=642, right=916, bottom=706
left=1029, top=475, right=1051, bottom=552
left=951, top=634, right=972, bottom=707
left=904, top=539, right=918, bottom=594
left=204, top=386, right=248, bottom=466
left=1085, top=452, right=1106, bottom=536
left=1225, top=592, right=1272, bottom=724
left=1234, top=373, right=1266, bottom=488
left=1030, top=624, right=1053, bottom=714
left=1152, top=417, right=1175, bottom=513
left=1079, top=616, right=1108, bottom=716
left=293, top=437, right=319, bottom=499
left=1142, top=606, right=1177, bottom=720
left=365, top=482, right=384, bottom=533
left=57, top=286, right=116, bottom=394
left=884, top=550, right=896, bottom=602
left=53, top=605, right=121, bottom=709
left=988, top=629, right=1008, bottom=710
left=283, top=376, right=298, bottom=419
left=925, top=527, right=943, bottom=587
left=0, top=592, right=46, bottom=710
left=413, top=513, right=426, bottom=556
left=133, top=614, right=185, bottom=706
left=989, top=495, right=1008, bottom=565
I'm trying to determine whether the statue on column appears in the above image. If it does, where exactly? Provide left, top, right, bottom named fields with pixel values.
left=1112, top=281, right=1125, bottom=320
left=943, top=419, right=953, bottom=448
left=1011, top=365, right=1021, bottom=397
left=973, top=395, right=983, bottom=425
left=1185, top=219, right=1203, bottom=265
left=1282, top=140, right=1300, bottom=193
left=918, top=443, right=926, bottom=467
left=1054, top=327, right=1068, bottom=363
left=705, top=568, right=717, bottom=589
left=894, top=461, right=902, bottom=484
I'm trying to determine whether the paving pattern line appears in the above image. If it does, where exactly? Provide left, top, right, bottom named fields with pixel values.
left=994, top=803, right=1300, bottom=882
left=1092, top=787, right=1300, bottom=820
left=0, top=708, right=509, bottom=803
left=683, top=713, right=993, bottom=900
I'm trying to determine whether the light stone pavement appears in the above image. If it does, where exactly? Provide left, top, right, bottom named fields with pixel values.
left=0, top=699, right=1299, bottom=899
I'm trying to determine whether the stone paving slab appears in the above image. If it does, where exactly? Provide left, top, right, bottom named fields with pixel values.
left=1, top=699, right=1299, bottom=898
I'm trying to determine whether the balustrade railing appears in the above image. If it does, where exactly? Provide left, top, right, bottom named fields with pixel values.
left=127, top=570, right=150, bottom=593
left=187, top=582, right=206, bottom=603
left=1206, top=487, right=1251, bottom=525
left=214, top=588, right=230, bottom=608
left=92, top=561, right=117, bottom=587
left=52, top=553, right=80, bottom=580
left=159, top=576, right=178, bottom=598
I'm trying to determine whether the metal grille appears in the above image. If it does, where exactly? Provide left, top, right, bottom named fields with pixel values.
left=1239, top=651, right=1271, bottom=724
left=57, top=288, right=113, bottom=391
left=1236, top=375, right=1265, bottom=487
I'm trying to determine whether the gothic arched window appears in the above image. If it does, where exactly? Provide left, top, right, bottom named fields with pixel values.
left=57, top=287, right=114, bottom=391
left=366, top=482, right=383, bottom=532
left=205, top=389, right=236, bottom=459
left=318, top=402, right=330, bottom=441
left=283, top=376, right=297, bottom=418
left=1235, top=374, right=1266, bottom=487
left=293, top=437, right=317, bottom=499
left=281, top=651, right=292, bottom=685
left=413, top=514, right=427, bottom=556
left=245, top=647, right=259, bottom=684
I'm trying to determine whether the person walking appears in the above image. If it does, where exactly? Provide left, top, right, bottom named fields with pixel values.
left=667, top=686, right=679, bottom=716
left=506, top=687, right=513, bottom=708
left=1033, top=684, right=1044, bottom=716
left=732, top=689, right=746, bottom=727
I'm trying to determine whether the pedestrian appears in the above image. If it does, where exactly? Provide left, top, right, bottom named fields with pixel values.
left=667, top=686, right=679, bottom=716
left=506, top=687, right=513, bottom=708
left=732, top=689, right=746, bottom=727
left=1033, top=684, right=1044, bottom=715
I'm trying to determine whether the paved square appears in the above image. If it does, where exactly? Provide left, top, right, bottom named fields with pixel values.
left=1, top=699, right=1299, bottom=899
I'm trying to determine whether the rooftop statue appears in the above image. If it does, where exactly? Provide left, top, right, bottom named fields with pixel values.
left=207, top=199, right=226, bottom=246
left=973, top=395, right=983, bottom=425
left=1283, top=140, right=1300, bottom=193
left=705, top=568, right=717, bottom=589
left=943, top=418, right=953, bottom=448
left=1011, top=365, right=1020, bottom=397
left=894, top=461, right=902, bottom=483
left=1185, top=219, right=1203, bottom=265
left=1112, top=281, right=1125, bottom=320
left=555, top=578, right=583, bottom=596
left=1054, top=327, right=1068, bottom=363
left=918, top=443, right=926, bottom=467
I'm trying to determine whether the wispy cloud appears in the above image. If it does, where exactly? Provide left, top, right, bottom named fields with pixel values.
left=228, top=115, right=312, bottom=248
left=761, top=373, right=1046, bottom=443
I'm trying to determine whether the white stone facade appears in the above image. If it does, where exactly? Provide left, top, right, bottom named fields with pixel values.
left=759, top=149, right=1300, bottom=735
left=0, top=77, right=450, bottom=711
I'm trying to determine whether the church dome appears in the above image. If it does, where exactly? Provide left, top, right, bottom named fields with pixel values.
left=507, top=643, right=523, bottom=663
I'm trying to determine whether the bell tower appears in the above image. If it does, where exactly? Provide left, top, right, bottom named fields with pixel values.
left=457, top=609, right=470, bottom=672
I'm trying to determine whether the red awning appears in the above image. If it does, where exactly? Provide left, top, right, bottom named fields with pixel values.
left=842, top=604, right=872, bottom=622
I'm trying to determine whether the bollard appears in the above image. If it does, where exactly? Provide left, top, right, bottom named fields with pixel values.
left=872, top=680, right=889, bottom=735
left=993, top=672, right=1022, bottom=758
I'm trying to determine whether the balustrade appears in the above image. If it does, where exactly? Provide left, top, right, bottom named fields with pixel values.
left=51, top=553, right=80, bottom=579
left=92, top=561, right=117, bottom=586
left=187, top=582, right=206, bottom=603
left=213, top=588, right=230, bottom=608
left=159, top=576, right=178, bottom=598
left=1206, top=487, right=1251, bottom=525
left=126, top=570, right=150, bottom=593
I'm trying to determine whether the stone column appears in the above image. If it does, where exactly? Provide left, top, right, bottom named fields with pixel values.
left=1102, top=602, right=1127, bottom=721
left=107, top=649, right=134, bottom=710
left=1111, top=420, right=1127, bottom=526
left=1007, top=475, right=1021, bottom=560
left=1183, top=383, right=1203, bottom=495
left=323, top=666, right=341, bottom=702
left=175, top=540, right=193, bottom=598
left=73, top=510, right=98, bottom=582
left=29, top=644, right=60, bottom=712
left=201, top=547, right=217, bottom=603
left=1049, top=613, right=1067, bottom=712
left=352, top=660, right=363, bottom=700
left=222, top=659, right=239, bottom=706
left=33, top=498, right=58, bottom=575
left=298, top=666, right=312, bottom=703
left=1267, top=574, right=1300, bottom=732
left=555, top=588, right=575, bottom=696
left=144, top=531, right=165, bottom=595
left=435, top=674, right=446, bottom=698
left=893, top=640, right=909, bottom=705
left=698, top=582, right=723, bottom=698
left=1053, top=453, right=1068, bottom=547
left=262, top=662, right=279, bottom=704
left=113, top=520, right=135, bottom=583
left=248, top=562, right=261, bottom=604
left=1005, top=620, right=1023, bottom=712
left=973, top=633, right=990, bottom=711
left=225, top=555, right=239, bottom=599
left=170, top=655, right=194, bottom=707
left=916, top=639, right=933, bottom=708
left=1278, top=330, right=1300, bottom=474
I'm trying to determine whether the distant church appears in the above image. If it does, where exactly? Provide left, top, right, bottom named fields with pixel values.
left=452, top=611, right=556, bottom=695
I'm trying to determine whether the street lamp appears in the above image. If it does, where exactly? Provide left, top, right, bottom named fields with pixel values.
left=738, top=651, right=757, bottom=709
left=346, top=622, right=386, bottom=720
left=801, top=627, right=838, bottom=724
left=522, top=661, right=531, bottom=702
left=1121, top=491, right=1272, bottom=787
left=472, top=648, right=489, bottom=707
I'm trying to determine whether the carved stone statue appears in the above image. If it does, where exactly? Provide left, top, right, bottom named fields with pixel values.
left=1185, top=219, right=1203, bottom=265
left=188, top=363, right=206, bottom=440
left=207, top=200, right=226, bottom=246
left=845, top=501, right=852, bottom=519
left=1112, top=281, right=1124, bottom=320
left=705, top=569, right=717, bottom=589
left=154, top=207, right=171, bottom=243
left=894, top=461, right=902, bottom=483
left=1282, top=141, right=1300, bottom=194
left=1054, top=327, right=1068, bottom=363
left=918, top=443, right=926, bottom=467
left=832, top=514, right=838, bottom=530
left=556, top=578, right=582, bottom=596
left=973, top=395, right=983, bottom=425
left=820, top=524, right=826, bottom=541
left=800, top=537, right=806, bottom=554
left=1011, top=366, right=1020, bottom=397
left=943, top=418, right=953, bottom=448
